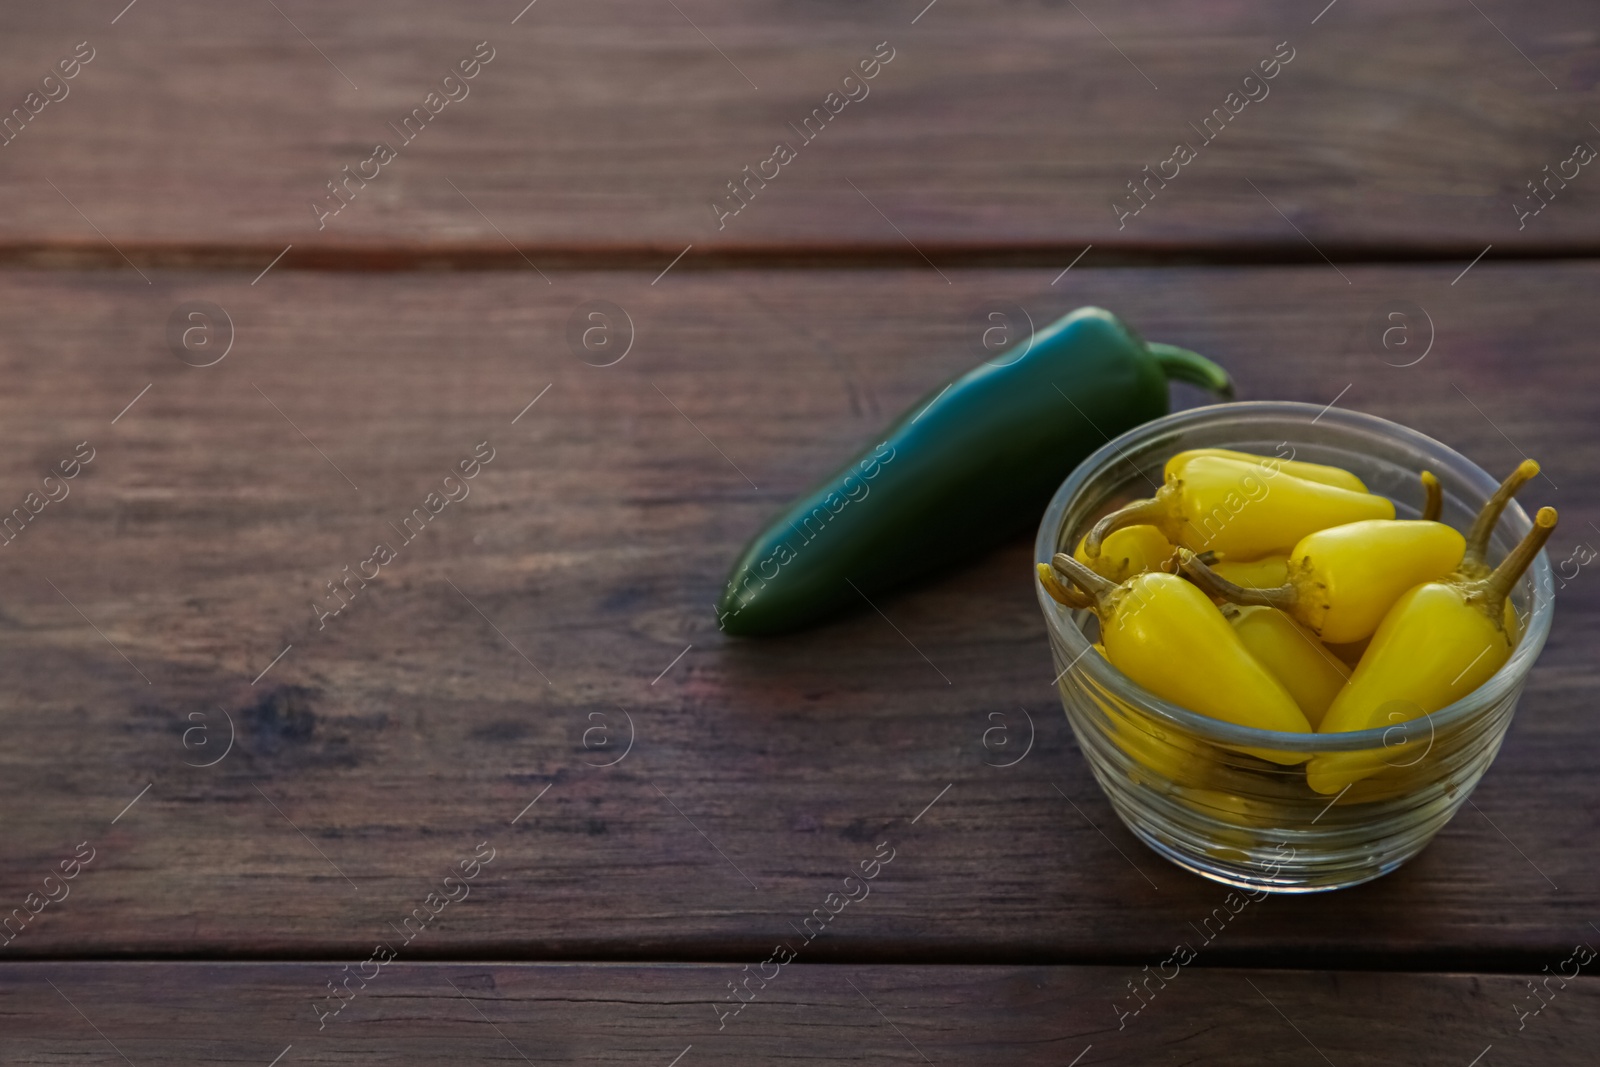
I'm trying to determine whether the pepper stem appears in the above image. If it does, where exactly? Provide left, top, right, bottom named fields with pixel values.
left=1464, top=459, right=1540, bottom=571
left=1147, top=343, right=1235, bottom=400
left=1036, top=562, right=1093, bottom=609
left=1177, top=548, right=1300, bottom=611
left=1084, top=496, right=1167, bottom=558
left=1420, top=470, right=1442, bottom=523
left=1471, top=506, right=1557, bottom=611
left=1050, top=552, right=1117, bottom=607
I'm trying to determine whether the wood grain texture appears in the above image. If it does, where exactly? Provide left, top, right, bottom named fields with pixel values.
left=3, top=962, right=1597, bottom=1065
left=0, top=263, right=1594, bottom=966
left=0, top=0, right=1597, bottom=258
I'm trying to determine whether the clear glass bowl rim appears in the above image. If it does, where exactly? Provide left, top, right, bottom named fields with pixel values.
left=1034, top=400, right=1554, bottom=754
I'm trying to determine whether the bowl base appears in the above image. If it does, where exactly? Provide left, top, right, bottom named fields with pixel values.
left=1127, top=821, right=1417, bottom=894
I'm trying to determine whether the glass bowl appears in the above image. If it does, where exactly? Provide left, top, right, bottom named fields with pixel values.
left=1035, top=402, right=1554, bottom=892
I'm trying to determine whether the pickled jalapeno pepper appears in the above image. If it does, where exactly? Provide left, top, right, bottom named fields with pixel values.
left=1045, top=553, right=1312, bottom=742
left=1307, top=506, right=1557, bottom=794
left=1165, top=448, right=1368, bottom=493
left=1072, top=524, right=1175, bottom=582
left=1179, top=514, right=1466, bottom=644
left=1223, top=604, right=1350, bottom=728
left=1086, top=455, right=1394, bottom=561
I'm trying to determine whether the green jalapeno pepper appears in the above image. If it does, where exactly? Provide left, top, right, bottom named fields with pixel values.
left=715, top=307, right=1233, bottom=635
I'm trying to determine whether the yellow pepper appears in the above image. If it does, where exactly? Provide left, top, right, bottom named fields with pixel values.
left=1176, top=787, right=1292, bottom=829
left=1307, top=506, right=1557, bottom=794
left=1063, top=646, right=1216, bottom=792
left=1166, top=448, right=1368, bottom=493
left=1072, top=525, right=1174, bottom=582
left=1312, top=468, right=1473, bottom=666
left=1103, top=700, right=1215, bottom=791
left=1207, top=553, right=1289, bottom=589
left=1086, top=455, right=1394, bottom=561
left=1224, top=605, right=1350, bottom=728
left=1179, top=512, right=1466, bottom=644
left=1045, top=553, right=1312, bottom=747
left=1189, top=464, right=1528, bottom=649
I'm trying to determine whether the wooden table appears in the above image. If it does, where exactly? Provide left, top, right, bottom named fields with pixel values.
left=2, top=2, right=1596, bottom=1063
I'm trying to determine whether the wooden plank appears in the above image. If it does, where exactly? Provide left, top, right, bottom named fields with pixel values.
left=0, top=1, right=1597, bottom=258
left=0, top=262, right=1595, bottom=964
left=3, top=962, right=1596, bottom=1065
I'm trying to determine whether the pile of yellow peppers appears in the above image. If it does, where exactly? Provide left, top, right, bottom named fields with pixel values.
left=1039, top=448, right=1556, bottom=797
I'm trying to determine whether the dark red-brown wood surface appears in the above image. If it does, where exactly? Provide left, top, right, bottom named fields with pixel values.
left=0, top=265, right=1593, bottom=970
left=2, top=1, right=1598, bottom=1061
left=0, top=0, right=1597, bottom=264
left=5, top=962, right=1597, bottom=1066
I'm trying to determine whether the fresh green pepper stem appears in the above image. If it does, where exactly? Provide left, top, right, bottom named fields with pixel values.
left=1471, top=505, right=1557, bottom=611
left=1464, top=459, right=1540, bottom=571
left=1085, top=496, right=1166, bottom=558
left=1051, top=552, right=1116, bottom=603
left=1178, top=549, right=1299, bottom=611
left=1147, top=343, right=1236, bottom=400
left=1420, top=470, right=1442, bottom=523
